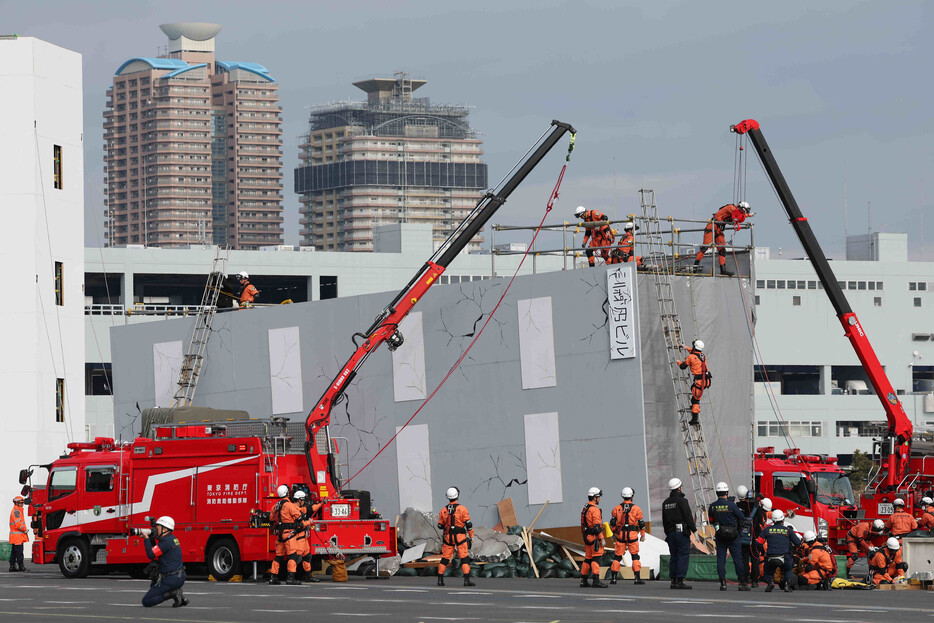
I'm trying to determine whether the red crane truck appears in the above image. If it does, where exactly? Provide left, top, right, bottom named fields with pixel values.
left=20, top=121, right=576, bottom=579
left=733, top=118, right=933, bottom=551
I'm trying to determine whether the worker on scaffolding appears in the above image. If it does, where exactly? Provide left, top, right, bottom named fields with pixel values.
left=693, top=202, right=750, bottom=276
left=607, top=221, right=642, bottom=267
left=574, top=206, right=614, bottom=267
left=237, top=272, right=259, bottom=309
left=677, top=340, right=711, bottom=427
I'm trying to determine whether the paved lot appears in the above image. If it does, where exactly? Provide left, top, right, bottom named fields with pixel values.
left=0, top=568, right=932, bottom=623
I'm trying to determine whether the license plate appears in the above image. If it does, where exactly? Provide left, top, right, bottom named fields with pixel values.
left=330, top=503, right=351, bottom=518
left=878, top=503, right=894, bottom=515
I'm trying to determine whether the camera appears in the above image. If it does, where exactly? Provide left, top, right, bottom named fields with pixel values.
left=129, top=527, right=152, bottom=537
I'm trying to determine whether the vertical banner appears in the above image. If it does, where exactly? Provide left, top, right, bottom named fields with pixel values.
left=395, top=424, right=433, bottom=512
left=392, top=312, right=427, bottom=402
left=524, top=412, right=563, bottom=505
left=607, top=265, right=636, bottom=359
left=152, top=341, right=183, bottom=407
left=517, top=297, right=557, bottom=389
left=268, top=326, right=304, bottom=415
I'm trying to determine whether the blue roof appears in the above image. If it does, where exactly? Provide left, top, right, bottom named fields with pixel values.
left=216, top=61, right=275, bottom=82
left=161, top=63, right=208, bottom=79
left=115, top=57, right=190, bottom=76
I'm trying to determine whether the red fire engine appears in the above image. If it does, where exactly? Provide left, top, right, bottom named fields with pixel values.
left=21, top=121, right=576, bottom=579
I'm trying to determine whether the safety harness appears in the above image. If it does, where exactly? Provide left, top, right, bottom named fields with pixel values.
left=580, top=502, right=601, bottom=541
left=614, top=502, right=643, bottom=543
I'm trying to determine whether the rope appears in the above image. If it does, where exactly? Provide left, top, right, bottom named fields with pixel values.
left=339, top=135, right=576, bottom=491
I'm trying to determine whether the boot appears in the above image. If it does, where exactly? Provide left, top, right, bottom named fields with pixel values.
left=8, top=566, right=15, bottom=573
left=17, top=565, right=27, bottom=573
left=591, top=575, right=608, bottom=589
left=764, top=582, right=774, bottom=593
left=720, top=265, right=734, bottom=277
left=738, top=581, right=750, bottom=591
left=580, top=574, right=591, bottom=588
left=670, top=579, right=678, bottom=590
left=171, top=588, right=189, bottom=608
left=303, top=571, right=320, bottom=583
left=719, top=577, right=727, bottom=591
left=782, top=582, right=791, bottom=593
left=609, top=571, right=618, bottom=585
left=677, top=578, right=692, bottom=590
left=269, top=576, right=281, bottom=585
left=437, top=575, right=445, bottom=587
left=689, top=414, right=699, bottom=427
left=463, top=574, right=476, bottom=587
left=634, top=575, right=645, bottom=585
left=286, top=572, right=301, bottom=586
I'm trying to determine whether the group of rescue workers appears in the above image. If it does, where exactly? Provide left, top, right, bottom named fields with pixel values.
left=574, top=201, right=751, bottom=276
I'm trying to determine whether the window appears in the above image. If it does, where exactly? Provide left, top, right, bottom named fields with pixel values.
left=85, top=466, right=116, bottom=493
left=910, top=282, right=917, bottom=291
left=56, top=378, right=65, bottom=422
left=808, top=281, right=817, bottom=290
left=915, top=297, right=922, bottom=308
left=836, top=420, right=887, bottom=437
left=777, top=280, right=785, bottom=289
left=48, top=467, right=76, bottom=501
left=54, top=261, right=64, bottom=306
left=53, top=145, right=62, bottom=189
left=767, top=280, right=775, bottom=289
left=877, top=281, right=883, bottom=290
left=319, top=275, right=338, bottom=300
left=858, top=281, right=867, bottom=290
left=754, top=295, right=760, bottom=306
left=754, top=365, right=821, bottom=394
left=85, top=363, right=112, bottom=396
left=773, top=474, right=811, bottom=507
left=757, top=280, right=765, bottom=289
left=792, top=296, right=801, bottom=306
left=848, top=281, right=856, bottom=290
left=914, top=365, right=934, bottom=392
left=874, top=297, right=882, bottom=307
left=757, top=420, right=822, bottom=437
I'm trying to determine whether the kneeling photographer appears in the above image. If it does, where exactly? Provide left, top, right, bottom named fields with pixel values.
left=138, top=516, right=188, bottom=608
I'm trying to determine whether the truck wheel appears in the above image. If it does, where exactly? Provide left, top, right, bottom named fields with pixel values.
left=206, top=538, right=241, bottom=582
left=58, top=538, right=91, bottom=579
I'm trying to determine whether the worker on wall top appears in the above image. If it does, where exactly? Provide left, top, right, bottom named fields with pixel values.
left=607, top=221, right=642, bottom=267
left=694, top=202, right=750, bottom=276
left=237, top=271, right=259, bottom=308
left=574, top=205, right=614, bottom=268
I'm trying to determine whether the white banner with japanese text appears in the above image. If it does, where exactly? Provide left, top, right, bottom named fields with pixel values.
left=607, top=265, right=636, bottom=359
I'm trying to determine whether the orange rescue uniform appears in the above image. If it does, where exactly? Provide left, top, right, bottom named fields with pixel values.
left=607, top=231, right=642, bottom=266
left=696, top=204, right=739, bottom=267
left=918, top=505, right=934, bottom=530
left=610, top=501, right=644, bottom=575
left=885, top=510, right=918, bottom=537
left=869, top=548, right=906, bottom=585
left=279, top=500, right=311, bottom=573
left=9, top=505, right=28, bottom=545
left=677, top=347, right=709, bottom=419
left=800, top=542, right=835, bottom=585
left=268, top=499, right=288, bottom=577
left=581, top=210, right=614, bottom=267
left=240, top=282, right=258, bottom=306
left=580, top=500, right=605, bottom=578
left=437, top=502, right=474, bottom=577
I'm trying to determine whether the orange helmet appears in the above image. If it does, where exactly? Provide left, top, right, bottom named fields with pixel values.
left=12, top=495, right=24, bottom=503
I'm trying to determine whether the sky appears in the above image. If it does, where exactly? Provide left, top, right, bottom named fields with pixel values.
left=6, top=0, right=933, bottom=259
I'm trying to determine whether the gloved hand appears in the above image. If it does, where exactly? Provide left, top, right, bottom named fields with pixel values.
left=640, top=534, right=646, bottom=542
left=467, top=538, right=473, bottom=550
left=804, top=562, right=815, bottom=572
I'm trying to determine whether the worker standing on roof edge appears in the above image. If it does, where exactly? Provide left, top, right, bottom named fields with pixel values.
left=677, top=340, right=711, bottom=427
left=268, top=485, right=290, bottom=584
left=918, top=496, right=934, bottom=529
left=662, top=478, right=696, bottom=589
left=886, top=498, right=918, bottom=537
left=609, top=487, right=646, bottom=585
left=694, top=202, right=750, bottom=276
left=237, top=271, right=259, bottom=308
left=8, top=496, right=28, bottom=573
left=607, top=222, right=642, bottom=267
left=437, top=487, right=476, bottom=587
left=574, top=205, right=614, bottom=267
left=757, top=509, right=800, bottom=593
left=869, top=537, right=907, bottom=585
left=845, top=519, right=886, bottom=575
left=709, top=482, right=750, bottom=591
left=141, top=516, right=188, bottom=608
left=579, top=487, right=608, bottom=588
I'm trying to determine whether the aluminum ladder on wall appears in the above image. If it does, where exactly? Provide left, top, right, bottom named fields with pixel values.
left=172, top=246, right=229, bottom=408
left=639, top=189, right=717, bottom=548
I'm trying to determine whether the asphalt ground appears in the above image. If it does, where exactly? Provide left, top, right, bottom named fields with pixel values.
left=0, top=567, right=932, bottom=623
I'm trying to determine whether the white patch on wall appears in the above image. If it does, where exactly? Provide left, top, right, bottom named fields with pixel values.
left=268, top=326, right=303, bottom=415
left=391, top=312, right=427, bottom=402
left=152, top=341, right=183, bottom=408
left=524, top=412, right=563, bottom=504
left=517, top=297, right=557, bottom=389
left=395, top=424, right=433, bottom=512
left=607, top=264, right=637, bottom=359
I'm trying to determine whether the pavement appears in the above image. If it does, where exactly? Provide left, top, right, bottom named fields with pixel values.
left=0, top=567, right=932, bottom=623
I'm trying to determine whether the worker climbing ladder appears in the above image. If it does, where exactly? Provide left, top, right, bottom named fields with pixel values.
left=638, top=189, right=717, bottom=544
left=172, top=246, right=230, bottom=408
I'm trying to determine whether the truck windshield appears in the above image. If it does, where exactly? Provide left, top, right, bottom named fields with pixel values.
left=813, top=472, right=855, bottom=505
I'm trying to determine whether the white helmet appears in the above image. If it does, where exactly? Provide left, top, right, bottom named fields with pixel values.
left=621, top=487, right=634, bottom=499
left=886, top=537, right=901, bottom=550
left=155, top=516, right=175, bottom=531
left=872, top=519, right=885, bottom=532
left=293, top=490, right=306, bottom=500
left=923, top=497, right=933, bottom=505
left=238, top=271, right=249, bottom=280
left=668, top=478, right=682, bottom=491
left=736, top=485, right=749, bottom=499
left=624, top=222, right=637, bottom=231
left=803, top=530, right=817, bottom=543
left=276, top=485, right=289, bottom=498
left=692, top=339, right=704, bottom=351
left=893, top=498, right=905, bottom=507
left=738, top=201, right=750, bottom=212
left=588, top=487, right=603, bottom=498
left=446, top=487, right=459, bottom=500
left=715, top=482, right=729, bottom=493
left=771, top=509, right=785, bottom=522
left=574, top=206, right=586, bottom=218
left=761, top=498, right=772, bottom=511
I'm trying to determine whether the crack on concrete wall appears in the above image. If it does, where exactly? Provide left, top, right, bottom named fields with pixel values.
left=437, top=282, right=511, bottom=380
left=472, top=451, right=528, bottom=510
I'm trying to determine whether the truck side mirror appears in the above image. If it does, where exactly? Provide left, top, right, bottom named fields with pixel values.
left=806, top=479, right=817, bottom=495
left=18, top=469, right=30, bottom=485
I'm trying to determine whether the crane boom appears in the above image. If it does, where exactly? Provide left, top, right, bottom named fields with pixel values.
left=731, top=119, right=912, bottom=488
left=304, top=120, right=576, bottom=499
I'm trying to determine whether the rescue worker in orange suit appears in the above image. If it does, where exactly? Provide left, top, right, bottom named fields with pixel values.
left=296, top=492, right=323, bottom=583
left=8, top=496, right=28, bottom=572
left=580, top=487, right=608, bottom=588
left=708, top=482, right=750, bottom=591
left=869, top=537, right=908, bottom=585
left=437, top=487, right=476, bottom=587
left=694, top=202, right=750, bottom=276
left=845, top=518, right=886, bottom=575
left=267, top=485, right=290, bottom=584
left=797, top=530, right=835, bottom=590
left=609, top=487, right=645, bottom=585
left=574, top=205, right=614, bottom=267
left=918, top=496, right=934, bottom=529
left=237, top=271, right=259, bottom=308
left=142, top=516, right=188, bottom=608
left=885, top=498, right=918, bottom=537
left=279, top=489, right=311, bottom=585
left=677, top=339, right=710, bottom=427
left=607, top=222, right=642, bottom=267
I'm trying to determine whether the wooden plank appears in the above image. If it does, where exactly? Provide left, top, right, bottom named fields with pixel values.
left=527, top=500, right=550, bottom=532
left=522, top=527, right=540, bottom=579
left=497, top=498, right=518, bottom=528
left=560, top=545, right=579, bottom=572
left=531, top=529, right=585, bottom=555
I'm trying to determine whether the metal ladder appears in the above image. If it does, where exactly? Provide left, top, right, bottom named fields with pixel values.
left=172, top=246, right=229, bottom=407
left=639, top=189, right=717, bottom=541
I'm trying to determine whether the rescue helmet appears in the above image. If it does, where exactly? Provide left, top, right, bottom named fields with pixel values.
left=923, top=496, right=933, bottom=505
left=738, top=201, right=751, bottom=213
left=237, top=271, right=249, bottom=280
left=621, top=487, right=634, bottom=499
left=588, top=487, right=603, bottom=499
left=893, top=498, right=905, bottom=507
left=155, top=516, right=175, bottom=531
left=761, top=498, right=772, bottom=511
left=446, top=487, right=459, bottom=501
left=715, top=482, right=729, bottom=494
left=771, top=509, right=785, bottom=522
left=886, top=537, right=901, bottom=550
left=803, top=530, right=817, bottom=543
left=12, top=495, right=23, bottom=503
left=293, top=490, right=306, bottom=500
left=276, top=485, right=290, bottom=498
left=692, top=339, right=704, bottom=351
left=872, top=519, right=885, bottom=533
left=624, top=221, right=638, bottom=231
left=668, top=478, right=682, bottom=491
left=574, top=206, right=586, bottom=218
left=736, top=485, right=749, bottom=499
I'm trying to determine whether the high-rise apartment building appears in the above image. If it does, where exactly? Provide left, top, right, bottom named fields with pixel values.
left=294, top=73, right=487, bottom=252
left=104, top=23, right=283, bottom=249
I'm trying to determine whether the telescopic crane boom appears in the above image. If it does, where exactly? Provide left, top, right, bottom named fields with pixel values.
left=304, top=120, right=576, bottom=499
left=731, top=118, right=912, bottom=490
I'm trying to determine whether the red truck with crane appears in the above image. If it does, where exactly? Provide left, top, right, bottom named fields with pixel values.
left=20, top=120, right=576, bottom=579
